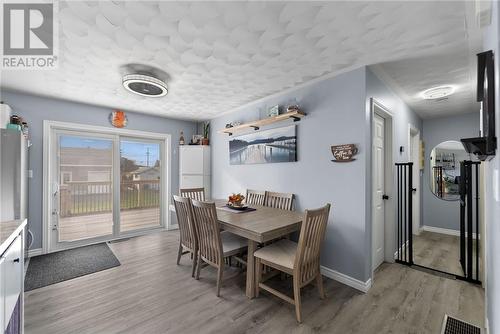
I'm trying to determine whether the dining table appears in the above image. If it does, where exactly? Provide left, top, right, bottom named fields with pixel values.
left=214, top=199, right=304, bottom=299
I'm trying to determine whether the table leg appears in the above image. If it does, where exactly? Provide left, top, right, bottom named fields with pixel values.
left=246, top=239, right=257, bottom=298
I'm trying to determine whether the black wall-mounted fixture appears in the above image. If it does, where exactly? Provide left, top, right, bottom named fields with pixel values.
left=461, top=50, right=496, bottom=161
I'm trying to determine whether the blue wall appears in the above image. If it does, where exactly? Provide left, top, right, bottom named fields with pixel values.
left=421, top=113, right=479, bottom=231
left=0, top=90, right=197, bottom=250
left=210, top=67, right=421, bottom=283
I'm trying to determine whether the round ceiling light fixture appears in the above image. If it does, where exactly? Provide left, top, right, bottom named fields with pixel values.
left=122, top=74, right=168, bottom=97
left=421, top=85, right=455, bottom=100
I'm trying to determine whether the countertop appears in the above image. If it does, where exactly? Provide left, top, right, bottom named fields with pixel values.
left=0, top=219, right=26, bottom=255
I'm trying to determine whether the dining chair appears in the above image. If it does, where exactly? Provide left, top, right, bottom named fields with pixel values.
left=172, top=195, right=198, bottom=277
left=254, top=203, right=331, bottom=323
left=191, top=200, right=248, bottom=296
left=264, top=191, right=295, bottom=211
left=180, top=187, right=205, bottom=201
left=246, top=189, right=266, bottom=205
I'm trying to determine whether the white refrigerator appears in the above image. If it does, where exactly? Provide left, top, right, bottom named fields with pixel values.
left=0, top=129, right=30, bottom=257
left=179, top=146, right=211, bottom=196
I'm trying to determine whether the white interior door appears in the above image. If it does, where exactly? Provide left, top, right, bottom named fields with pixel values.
left=372, top=113, right=385, bottom=270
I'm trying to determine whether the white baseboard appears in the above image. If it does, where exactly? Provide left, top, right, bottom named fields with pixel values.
left=422, top=225, right=479, bottom=239
left=28, top=248, right=43, bottom=257
left=320, top=266, right=372, bottom=293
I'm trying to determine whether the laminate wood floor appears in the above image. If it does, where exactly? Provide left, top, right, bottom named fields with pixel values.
left=25, top=230, right=485, bottom=334
left=413, top=231, right=464, bottom=276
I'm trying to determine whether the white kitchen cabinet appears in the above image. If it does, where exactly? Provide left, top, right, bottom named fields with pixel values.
left=179, top=146, right=211, bottom=196
left=3, top=235, right=22, bottom=330
left=0, top=221, right=26, bottom=334
left=0, top=256, right=4, bottom=332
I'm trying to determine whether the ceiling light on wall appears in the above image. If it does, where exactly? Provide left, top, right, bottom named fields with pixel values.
left=122, top=74, right=168, bottom=97
left=421, top=85, right=455, bottom=100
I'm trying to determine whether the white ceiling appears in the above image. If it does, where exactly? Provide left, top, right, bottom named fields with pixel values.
left=0, top=1, right=481, bottom=120
left=372, top=41, right=482, bottom=119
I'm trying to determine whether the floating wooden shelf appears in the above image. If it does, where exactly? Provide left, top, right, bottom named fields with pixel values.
left=219, top=110, right=305, bottom=136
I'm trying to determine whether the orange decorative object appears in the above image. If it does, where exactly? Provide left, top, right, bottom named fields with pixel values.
left=109, top=110, right=128, bottom=128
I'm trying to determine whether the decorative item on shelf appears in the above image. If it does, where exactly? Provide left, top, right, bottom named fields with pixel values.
left=202, top=122, right=210, bottom=145
left=191, top=134, right=202, bottom=145
left=268, top=105, right=279, bottom=118
left=227, top=193, right=247, bottom=210
left=220, top=111, right=305, bottom=136
left=229, top=125, right=297, bottom=165
left=21, top=122, right=29, bottom=139
left=226, top=121, right=241, bottom=129
left=6, top=114, right=22, bottom=131
left=286, top=104, right=301, bottom=113
left=331, top=144, right=358, bottom=162
left=179, top=131, right=185, bottom=145
left=109, top=110, right=128, bottom=128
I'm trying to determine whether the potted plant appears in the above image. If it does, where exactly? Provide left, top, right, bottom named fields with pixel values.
left=201, top=122, right=210, bottom=145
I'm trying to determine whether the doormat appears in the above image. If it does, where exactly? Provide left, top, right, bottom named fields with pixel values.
left=25, top=243, right=120, bottom=291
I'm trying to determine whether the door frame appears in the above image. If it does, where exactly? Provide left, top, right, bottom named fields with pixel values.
left=42, top=120, right=172, bottom=254
left=370, top=99, right=395, bottom=275
left=408, top=124, right=421, bottom=235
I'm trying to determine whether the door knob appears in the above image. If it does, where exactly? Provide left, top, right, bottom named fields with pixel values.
left=412, top=188, right=417, bottom=192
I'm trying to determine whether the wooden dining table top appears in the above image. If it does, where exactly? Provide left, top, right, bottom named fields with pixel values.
left=214, top=199, right=303, bottom=243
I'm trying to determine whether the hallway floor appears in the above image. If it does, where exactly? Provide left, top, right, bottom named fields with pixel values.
left=413, top=231, right=463, bottom=276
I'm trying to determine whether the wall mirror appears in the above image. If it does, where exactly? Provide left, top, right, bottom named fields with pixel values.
left=429, top=140, right=474, bottom=201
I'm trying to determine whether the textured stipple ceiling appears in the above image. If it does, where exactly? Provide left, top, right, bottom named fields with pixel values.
left=0, top=1, right=480, bottom=120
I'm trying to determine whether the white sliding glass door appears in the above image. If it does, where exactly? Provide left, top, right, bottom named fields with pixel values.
left=56, top=133, right=114, bottom=243
left=47, top=123, right=170, bottom=252
left=120, top=138, right=162, bottom=233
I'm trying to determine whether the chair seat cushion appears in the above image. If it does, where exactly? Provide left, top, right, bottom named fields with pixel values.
left=221, top=231, right=247, bottom=255
left=254, top=239, right=297, bottom=269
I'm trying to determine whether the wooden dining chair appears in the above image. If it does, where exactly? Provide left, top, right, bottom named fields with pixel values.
left=246, top=189, right=266, bottom=205
left=254, top=203, right=331, bottom=323
left=191, top=200, right=248, bottom=296
left=172, top=195, right=198, bottom=277
left=180, top=187, right=205, bottom=201
left=264, top=191, right=295, bottom=211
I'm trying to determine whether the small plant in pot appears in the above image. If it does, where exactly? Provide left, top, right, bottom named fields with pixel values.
left=201, top=122, right=210, bottom=145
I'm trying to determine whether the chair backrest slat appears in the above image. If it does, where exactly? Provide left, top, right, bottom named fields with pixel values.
left=191, top=200, right=222, bottom=266
left=264, top=191, right=294, bottom=211
left=172, top=195, right=196, bottom=250
left=295, top=204, right=331, bottom=285
left=180, top=188, right=205, bottom=201
left=246, top=189, right=266, bottom=206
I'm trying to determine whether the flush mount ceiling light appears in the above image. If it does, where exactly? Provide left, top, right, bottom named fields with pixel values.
left=122, top=74, right=168, bottom=97
left=421, top=85, right=455, bottom=100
